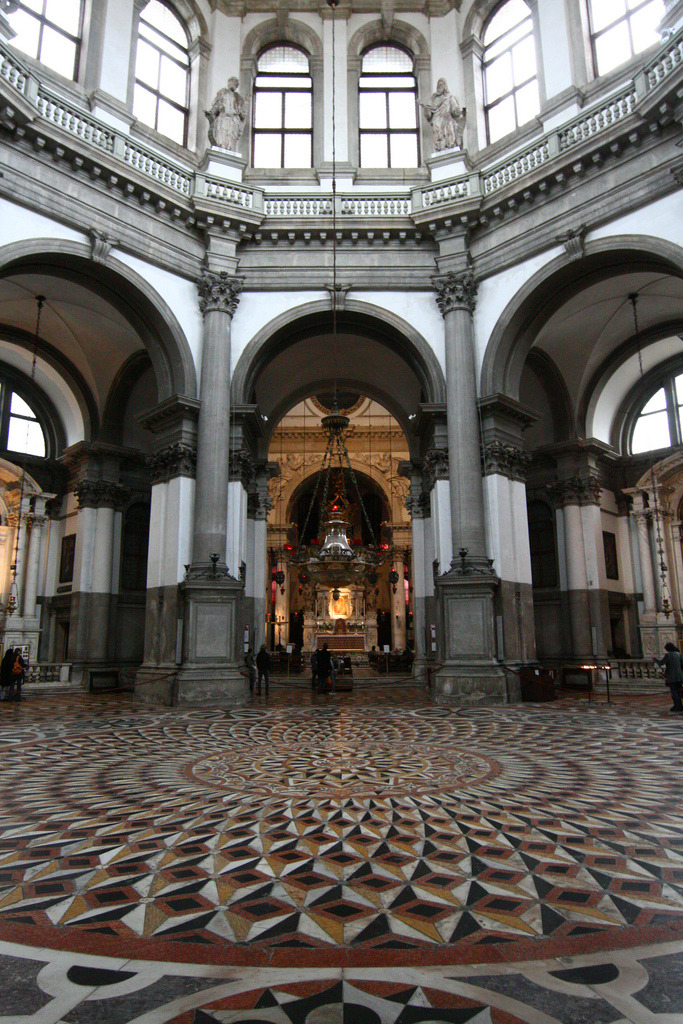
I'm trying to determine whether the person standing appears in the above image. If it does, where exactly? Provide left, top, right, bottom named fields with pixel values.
left=0, top=647, right=15, bottom=702
left=310, top=648, right=319, bottom=693
left=316, top=643, right=332, bottom=695
left=244, top=648, right=256, bottom=694
left=655, top=642, right=683, bottom=712
left=256, top=643, right=270, bottom=697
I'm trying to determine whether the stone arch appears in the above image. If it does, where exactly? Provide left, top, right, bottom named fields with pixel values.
left=348, top=18, right=429, bottom=61
left=241, top=17, right=323, bottom=62
left=480, top=236, right=683, bottom=438
left=0, top=239, right=198, bottom=410
left=278, top=457, right=395, bottom=529
left=231, top=299, right=446, bottom=460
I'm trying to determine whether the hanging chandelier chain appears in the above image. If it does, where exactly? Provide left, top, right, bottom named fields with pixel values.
left=340, top=437, right=378, bottom=546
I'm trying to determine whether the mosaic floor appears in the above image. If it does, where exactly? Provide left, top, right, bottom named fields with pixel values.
left=0, top=684, right=681, bottom=1022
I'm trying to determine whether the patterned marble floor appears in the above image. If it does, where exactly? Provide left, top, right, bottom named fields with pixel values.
left=0, top=684, right=681, bottom=1022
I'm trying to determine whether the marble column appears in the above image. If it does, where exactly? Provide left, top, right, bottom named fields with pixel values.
left=191, top=270, right=242, bottom=571
left=430, top=270, right=505, bottom=704
left=22, top=513, right=47, bottom=621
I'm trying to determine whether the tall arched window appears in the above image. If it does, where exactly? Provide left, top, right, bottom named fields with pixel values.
left=6, top=0, right=84, bottom=81
left=631, top=370, right=683, bottom=453
left=133, top=1, right=190, bottom=146
left=359, top=45, right=419, bottom=168
left=252, top=45, right=313, bottom=168
left=0, top=382, right=46, bottom=458
left=588, top=0, right=665, bottom=78
left=483, top=0, right=539, bottom=145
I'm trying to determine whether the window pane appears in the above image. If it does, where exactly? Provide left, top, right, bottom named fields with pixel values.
left=632, top=410, right=670, bottom=452
left=488, top=95, right=515, bottom=143
left=159, top=54, right=187, bottom=105
left=135, top=39, right=160, bottom=88
left=156, top=99, right=185, bottom=144
left=40, top=25, right=77, bottom=78
left=10, top=393, right=34, bottom=416
left=142, top=0, right=187, bottom=48
left=22, top=0, right=43, bottom=13
left=675, top=374, right=683, bottom=405
left=362, top=46, right=412, bottom=72
left=515, top=79, right=540, bottom=124
left=630, top=5, right=665, bottom=53
left=594, top=22, right=631, bottom=75
left=512, top=35, right=536, bottom=83
left=487, top=0, right=532, bottom=42
left=283, top=133, right=312, bottom=168
left=133, top=83, right=158, bottom=128
left=359, top=92, right=387, bottom=129
left=140, top=22, right=188, bottom=66
left=389, top=133, right=418, bottom=167
left=256, top=75, right=307, bottom=89
left=641, top=387, right=666, bottom=414
left=9, top=10, right=41, bottom=59
left=486, top=53, right=513, bottom=103
left=360, top=133, right=389, bottom=168
left=253, top=133, right=282, bottom=167
left=258, top=45, right=308, bottom=72
left=45, top=0, right=81, bottom=35
left=589, top=0, right=626, bottom=33
left=254, top=91, right=283, bottom=129
left=388, top=92, right=416, bottom=129
left=284, top=92, right=312, bottom=129
left=486, top=19, right=531, bottom=61
left=8, top=418, right=45, bottom=456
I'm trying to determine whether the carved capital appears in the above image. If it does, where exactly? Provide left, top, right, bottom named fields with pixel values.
left=229, top=449, right=255, bottom=487
left=75, top=480, right=130, bottom=510
left=147, top=442, right=197, bottom=484
left=546, top=475, right=602, bottom=508
left=196, top=271, right=243, bottom=316
left=482, top=440, right=530, bottom=481
left=405, top=491, right=431, bottom=519
left=423, top=446, right=449, bottom=491
left=432, top=270, right=477, bottom=316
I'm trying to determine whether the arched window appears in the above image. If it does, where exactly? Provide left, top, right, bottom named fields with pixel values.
left=133, top=0, right=190, bottom=146
left=252, top=45, right=312, bottom=168
left=0, top=382, right=46, bottom=458
left=483, top=0, right=539, bottom=145
left=588, top=0, right=665, bottom=78
left=6, top=0, right=84, bottom=81
left=359, top=45, right=419, bottom=168
left=527, top=500, right=558, bottom=589
left=631, top=371, right=683, bottom=454
left=120, top=503, right=150, bottom=592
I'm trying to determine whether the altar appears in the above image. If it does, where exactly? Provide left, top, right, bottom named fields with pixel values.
left=304, top=584, right=376, bottom=653
left=316, top=633, right=366, bottom=651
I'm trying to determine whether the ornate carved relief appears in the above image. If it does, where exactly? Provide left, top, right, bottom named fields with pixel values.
left=196, top=271, right=243, bottom=316
left=482, top=440, right=530, bottom=481
left=405, top=491, right=431, bottom=519
left=546, top=475, right=602, bottom=508
left=423, top=447, right=449, bottom=492
left=432, top=270, right=477, bottom=316
left=147, top=442, right=197, bottom=484
left=75, top=480, right=130, bottom=510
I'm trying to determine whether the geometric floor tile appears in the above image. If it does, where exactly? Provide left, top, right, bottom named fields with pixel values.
left=0, top=684, right=682, bottom=1021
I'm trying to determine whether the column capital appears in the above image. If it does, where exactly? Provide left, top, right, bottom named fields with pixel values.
left=147, top=442, right=197, bottom=484
left=432, top=269, right=478, bottom=316
left=546, top=475, right=601, bottom=508
left=423, top=446, right=449, bottom=492
left=196, top=271, right=244, bottom=316
left=75, top=480, right=130, bottom=511
left=482, top=440, right=530, bottom=481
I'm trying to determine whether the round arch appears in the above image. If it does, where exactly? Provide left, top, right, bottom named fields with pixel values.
left=0, top=240, right=198, bottom=407
left=231, top=299, right=446, bottom=459
left=241, top=17, right=323, bottom=61
left=348, top=19, right=429, bottom=62
left=480, top=236, right=683, bottom=433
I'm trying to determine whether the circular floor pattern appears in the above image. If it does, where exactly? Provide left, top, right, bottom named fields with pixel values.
left=0, top=690, right=681, bottom=968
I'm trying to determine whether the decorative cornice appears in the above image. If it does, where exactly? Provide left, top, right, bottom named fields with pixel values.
left=147, top=442, right=197, bottom=484
left=482, top=440, right=530, bottom=481
left=556, top=225, right=586, bottom=260
left=546, top=475, right=602, bottom=507
left=196, top=271, right=243, bottom=316
left=75, top=480, right=130, bottom=510
left=432, top=270, right=478, bottom=316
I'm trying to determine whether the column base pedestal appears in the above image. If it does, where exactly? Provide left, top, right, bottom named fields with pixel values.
left=173, top=565, right=247, bottom=706
left=434, top=557, right=515, bottom=705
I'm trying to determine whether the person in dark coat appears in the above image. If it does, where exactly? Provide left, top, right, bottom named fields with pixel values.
left=316, top=643, right=332, bottom=694
left=255, top=643, right=270, bottom=696
left=655, top=642, right=683, bottom=712
left=310, top=648, right=319, bottom=692
left=0, top=647, right=15, bottom=702
left=244, top=648, right=256, bottom=694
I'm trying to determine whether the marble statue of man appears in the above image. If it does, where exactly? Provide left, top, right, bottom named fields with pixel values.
left=420, top=78, right=466, bottom=152
left=205, top=77, right=246, bottom=151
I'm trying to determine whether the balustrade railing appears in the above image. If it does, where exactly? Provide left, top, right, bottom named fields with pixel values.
left=25, top=662, right=71, bottom=684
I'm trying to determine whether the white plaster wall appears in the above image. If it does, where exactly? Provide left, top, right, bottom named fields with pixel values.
left=0, top=200, right=84, bottom=251
left=590, top=196, right=683, bottom=252
left=206, top=12, right=243, bottom=103
left=98, top=0, right=135, bottom=104
left=428, top=12, right=462, bottom=99
left=535, top=1, right=574, bottom=102
left=114, top=251, right=203, bottom=370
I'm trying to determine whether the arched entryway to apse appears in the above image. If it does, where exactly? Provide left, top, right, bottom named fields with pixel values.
left=231, top=302, right=447, bottom=670
left=480, top=238, right=683, bottom=667
left=0, top=241, right=197, bottom=679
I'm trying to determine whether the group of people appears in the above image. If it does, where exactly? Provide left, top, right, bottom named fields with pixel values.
left=311, top=643, right=339, bottom=695
left=244, top=644, right=270, bottom=696
left=0, top=646, right=25, bottom=702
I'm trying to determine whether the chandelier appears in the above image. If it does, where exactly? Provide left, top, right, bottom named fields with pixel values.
left=287, top=406, right=389, bottom=586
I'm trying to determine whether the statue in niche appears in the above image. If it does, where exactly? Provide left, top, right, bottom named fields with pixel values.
left=205, top=77, right=246, bottom=150
left=420, top=78, right=466, bottom=151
